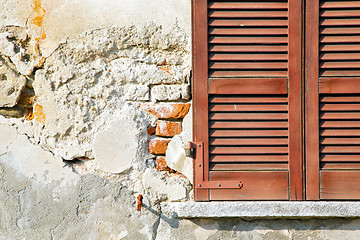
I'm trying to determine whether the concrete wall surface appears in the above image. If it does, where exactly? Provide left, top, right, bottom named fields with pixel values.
left=1, top=0, right=360, bottom=239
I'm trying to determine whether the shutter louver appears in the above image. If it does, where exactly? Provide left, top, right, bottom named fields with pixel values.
left=209, top=0, right=289, bottom=78
left=320, top=1, right=360, bottom=76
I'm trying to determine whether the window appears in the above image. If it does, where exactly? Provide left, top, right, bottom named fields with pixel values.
left=192, top=0, right=360, bottom=201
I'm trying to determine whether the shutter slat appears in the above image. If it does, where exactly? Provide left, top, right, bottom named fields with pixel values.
left=321, top=10, right=360, bottom=17
left=321, top=62, right=360, bottom=69
left=321, top=103, right=360, bottom=111
left=321, top=154, right=360, bottom=162
left=210, top=104, right=288, bottom=112
left=210, top=113, right=288, bottom=120
left=321, top=1, right=360, bottom=8
left=210, top=146, right=288, bottom=154
left=321, top=129, right=360, bottom=136
left=321, top=138, right=360, bottom=145
left=321, top=96, right=360, bottom=102
left=210, top=45, right=288, bottom=52
left=210, top=62, right=287, bottom=70
left=210, top=155, right=288, bottom=163
left=322, top=146, right=360, bottom=153
left=321, top=121, right=360, bottom=128
left=210, top=138, right=288, bottom=146
left=210, top=96, right=288, bottom=103
left=210, top=121, right=288, bottom=128
left=210, top=19, right=288, bottom=27
left=210, top=53, right=288, bottom=61
left=321, top=44, right=360, bottom=52
left=209, top=10, right=288, bottom=18
left=210, top=36, right=288, bottom=44
left=321, top=36, right=360, bottom=43
left=211, top=163, right=288, bottom=171
left=321, top=53, right=360, bottom=60
left=211, top=71, right=288, bottom=78
left=209, top=2, right=288, bottom=10
left=210, top=129, right=288, bottom=137
left=210, top=28, right=288, bottom=35
left=321, top=112, right=360, bottom=120
left=321, top=19, right=360, bottom=26
left=321, top=27, right=360, bottom=35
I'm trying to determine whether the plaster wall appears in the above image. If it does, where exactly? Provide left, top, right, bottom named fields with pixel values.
left=0, top=0, right=359, bottom=239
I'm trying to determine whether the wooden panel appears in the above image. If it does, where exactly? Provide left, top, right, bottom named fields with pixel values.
left=210, top=121, right=288, bottom=129
left=320, top=78, right=360, bottom=94
left=193, top=0, right=209, bottom=201
left=305, top=0, right=320, bottom=200
left=210, top=171, right=289, bottom=200
left=210, top=45, right=288, bottom=53
left=210, top=155, right=288, bottom=163
left=321, top=171, right=360, bottom=199
left=210, top=138, right=288, bottom=146
left=209, top=78, right=288, bottom=94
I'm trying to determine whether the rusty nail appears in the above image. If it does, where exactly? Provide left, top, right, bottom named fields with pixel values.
left=198, top=164, right=201, bottom=167
left=198, top=144, right=201, bottom=147
left=218, top=184, right=221, bottom=187
left=198, top=184, right=202, bottom=187
left=137, top=194, right=143, bottom=211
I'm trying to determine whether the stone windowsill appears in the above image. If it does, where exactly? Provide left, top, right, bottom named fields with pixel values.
left=161, top=201, right=360, bottom=219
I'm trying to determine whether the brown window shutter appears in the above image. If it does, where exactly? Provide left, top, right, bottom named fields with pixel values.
left=306, top=0, right=360, bottom=200
left=193, top=0, right=303, bottom=201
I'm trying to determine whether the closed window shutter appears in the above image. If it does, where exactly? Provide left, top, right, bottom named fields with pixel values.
left=193, top=0, right=303, bottom=201
left=306, top=0, right=360, bottom=199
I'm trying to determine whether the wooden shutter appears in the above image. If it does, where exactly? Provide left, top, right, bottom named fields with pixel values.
left=306, top=0, right=360, bottom=199
left=193, top=0, right=303, bottom=201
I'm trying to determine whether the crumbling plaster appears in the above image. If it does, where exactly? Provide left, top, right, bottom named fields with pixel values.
left=1, top=0, right=360, bottom=239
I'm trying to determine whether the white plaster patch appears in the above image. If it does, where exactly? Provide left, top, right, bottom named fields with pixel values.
left=142, top=169, right=187, bottom=201
left=93, top=119, right=138, bottom=173
left=166, top=135, right=193, bottom=183
left=1, top=131, right=79, bottom=185
left=0, top=123, right=17, bottom=155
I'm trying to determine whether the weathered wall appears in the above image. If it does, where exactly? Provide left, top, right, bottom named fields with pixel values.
left=1, top=0, right=360, bottom=239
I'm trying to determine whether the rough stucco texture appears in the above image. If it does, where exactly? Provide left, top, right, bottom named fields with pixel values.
left=1, top=0, right=360, bottom=239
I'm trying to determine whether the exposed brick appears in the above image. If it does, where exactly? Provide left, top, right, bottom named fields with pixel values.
left=147, top=126, right=156, bottom=135
left=156, top=156, right=170, bottom=171
left=148, top=138, right=171, bottom=154
left=156, top=120, right=182, bottom=137
left=140, top=103, right=191, bottom=119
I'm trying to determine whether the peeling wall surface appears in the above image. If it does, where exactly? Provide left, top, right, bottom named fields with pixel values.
left=1, top=0, right=360, bottom=239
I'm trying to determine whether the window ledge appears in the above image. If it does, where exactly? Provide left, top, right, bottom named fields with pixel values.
left=161, top=201, right=360, bottom=219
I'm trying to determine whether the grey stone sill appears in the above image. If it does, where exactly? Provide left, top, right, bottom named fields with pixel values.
left=161, top=201, right=360, bottom=219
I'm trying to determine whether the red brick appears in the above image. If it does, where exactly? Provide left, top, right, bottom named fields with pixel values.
left=141, top=103, right=191, bottom=119
left=156, top=156, right=169, bottom=171
left=156, top=120, right=182, bottom=137
left=147, top=126, right=156, bottom=135
left=148, top=138, right=171, bottom=154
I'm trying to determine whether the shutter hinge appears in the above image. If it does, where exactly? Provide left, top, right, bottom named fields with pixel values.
left=187, top=142, right=243, bottom=189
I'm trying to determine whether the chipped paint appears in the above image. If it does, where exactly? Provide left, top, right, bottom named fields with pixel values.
left=31, top=0, right=46, bottom=28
